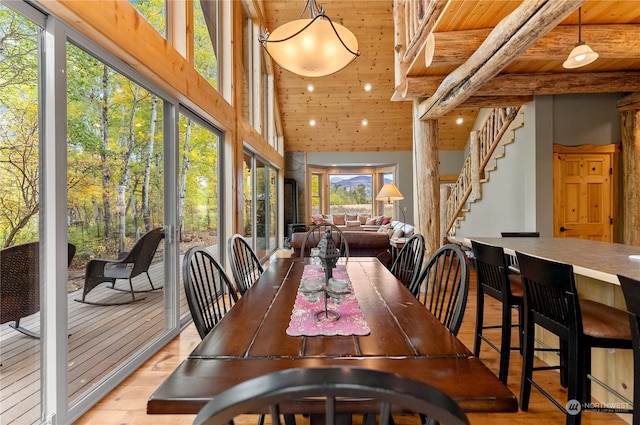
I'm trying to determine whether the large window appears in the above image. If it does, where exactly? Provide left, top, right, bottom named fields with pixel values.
left=310, top=173, right=322, bottom=215
left=178, top=110, right=221, bottom=259
left=242, top=150, right=278, bottom=260
left=329, top=173, right=373, bottom=216
left=308, top=166, right=396, bottom=217
left=128, top=0, right=165, bottom=35
left=193, top=0, right=219, bottom=89
left=66, top=41, right=166, bottom=404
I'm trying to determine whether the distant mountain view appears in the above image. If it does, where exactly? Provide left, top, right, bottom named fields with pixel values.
left=329, top=174, right=393, bottom=196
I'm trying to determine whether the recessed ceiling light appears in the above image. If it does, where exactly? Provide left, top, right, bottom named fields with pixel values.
left=309, top=119, right=316, bottom=126
left=456, top=117, right=464, bottom=125
left=364, top=83, right=372, bottom=92
left=307, top=84, right=314, bottom=92
left=361, top=119, right=368, bottom=126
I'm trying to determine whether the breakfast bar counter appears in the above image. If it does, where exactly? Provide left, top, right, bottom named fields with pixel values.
left=459, top=237, right=640, bottom=284
left=457, top=236, right=639, bottom=415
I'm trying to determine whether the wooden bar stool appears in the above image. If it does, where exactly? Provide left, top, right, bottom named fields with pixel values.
left=617, top=274, right=640, bottom=425
left=471, top=241, right=523, bottom=384
left=517, top=252, right=632, bottom=425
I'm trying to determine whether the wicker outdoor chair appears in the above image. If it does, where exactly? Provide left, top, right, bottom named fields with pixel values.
left=1, top=241, right=76, bottom=338
left=75, top=227, right=164, bottom=306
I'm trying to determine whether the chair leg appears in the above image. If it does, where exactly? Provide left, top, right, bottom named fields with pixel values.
left=517, top=304, right=524, bottom=355
left=144, top=271, right=163, bottom=291
left=634, top=347, right=640, bottom=425
left=583, top=347, right=592, bottom=403
left=519, top=314, right=535, bottom=411
left=9, top=319, right=40, bottom=339
left=474, top=287, right=485, bottom=356
left=566, top=339, right=583, bottom=425
left=499, top=298, right=512, bottom=384
left=560, top=339, right=568, bottom=388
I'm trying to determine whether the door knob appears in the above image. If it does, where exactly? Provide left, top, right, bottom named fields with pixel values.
left=559, top=226, right=573, bottom=232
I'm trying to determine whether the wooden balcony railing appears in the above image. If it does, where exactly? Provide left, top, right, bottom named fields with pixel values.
left=393, top=0, right=446, bottom=93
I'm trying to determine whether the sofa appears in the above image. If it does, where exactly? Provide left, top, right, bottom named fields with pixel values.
left=291, top=219, right=415, bottom=261
left=291, top=230, right=391, bottom=258
left=309, top=213, right=415, bottom=238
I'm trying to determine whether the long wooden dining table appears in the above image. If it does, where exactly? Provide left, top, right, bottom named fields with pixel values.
left=147, top=257, right=517, bottom=416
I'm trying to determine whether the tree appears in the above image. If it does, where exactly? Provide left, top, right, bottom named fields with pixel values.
left=0, top=8, right=40, bottom=246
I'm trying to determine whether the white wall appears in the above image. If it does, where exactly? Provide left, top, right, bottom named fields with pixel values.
left=455, top=93, right=624, bottom=239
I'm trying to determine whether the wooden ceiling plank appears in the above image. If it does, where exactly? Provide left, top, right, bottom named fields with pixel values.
left=419, top=0, right=583, bottom=120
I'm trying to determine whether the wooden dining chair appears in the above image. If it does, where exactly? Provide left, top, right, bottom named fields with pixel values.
left=517, top=252, right=632, bottom=425
left=390, top=233, right=425, bottom=289
left=183, top=246, right=239, bottom=339
left=228, top=234, right=264, bottom=295
left=617, top=274, right=640, bottom=425
left=409, top=244, right=469, bottom=336
left=192, top=367, right=469, bottom=425
left=299, top=223, right=350, bottom=264
left=471, top=240, right=524, bottom=384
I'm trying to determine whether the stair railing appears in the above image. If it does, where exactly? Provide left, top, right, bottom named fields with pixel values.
left=444, top=106, right=520, bottom=235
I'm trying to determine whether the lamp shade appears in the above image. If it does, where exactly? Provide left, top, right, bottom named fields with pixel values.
left=260, top=16, right=359, bottom=77
left=562, top=42, right=599, bottom=69
left=375, top=183, right=404, bottom=202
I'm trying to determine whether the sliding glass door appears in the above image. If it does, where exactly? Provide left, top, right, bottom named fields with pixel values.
left=0, top=5, right=44, bottom=424
left=242, top=150, right=278, bottom=260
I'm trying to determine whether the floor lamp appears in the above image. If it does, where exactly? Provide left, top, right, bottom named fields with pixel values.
left=375, top=183, right=406, bottom=238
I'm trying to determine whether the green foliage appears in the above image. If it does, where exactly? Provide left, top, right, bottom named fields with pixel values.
left=330, top=183, right=372, bottom=206
left=1, top=5, right=220, bottom=261
left=193, top=0, right=219, bottom=89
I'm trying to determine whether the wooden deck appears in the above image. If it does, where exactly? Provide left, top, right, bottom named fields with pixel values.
left=0, top=259, right=189, bottom=425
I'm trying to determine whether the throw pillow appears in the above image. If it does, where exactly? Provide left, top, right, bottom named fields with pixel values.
left=311, top=214, right=324, bottom=225
left=358, top=214, right=370, bottom=225
left=346, top=220, right=360, bottom=227
left=332, top=214, right=346, bottom=225
left=381, top=216, right=392, bottom=225
left=391, top=228, right=404, bottom=239
left=373, top=216, right=383, bottom=225
left=377, top=224, right=390, bottom=233
left=322, top=214, right=334, bottom=224
left=365, top=217, right=377, bottom=225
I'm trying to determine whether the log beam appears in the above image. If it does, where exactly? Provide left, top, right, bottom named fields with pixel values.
left=425, top=24, right=640, bottom=67
left=412, top=100, right=440, bottom=256
left=401, top=71, right=640, bottom=100
left=419, top=0, right=583, bottom=120
left=618, top=93, right=640, bottom=246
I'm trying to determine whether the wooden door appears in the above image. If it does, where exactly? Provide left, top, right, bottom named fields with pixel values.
left=553, top=144, right=618, bottom=242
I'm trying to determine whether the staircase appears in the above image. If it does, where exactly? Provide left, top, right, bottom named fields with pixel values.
left=443, top=106, right=524, bottom=236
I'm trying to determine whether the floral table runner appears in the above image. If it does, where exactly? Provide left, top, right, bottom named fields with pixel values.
left=286, top=264, right=371, bottom=336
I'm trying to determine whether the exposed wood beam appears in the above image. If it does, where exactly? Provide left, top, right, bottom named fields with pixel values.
left=425, top=24, right=640, bottom=67
left=457, top=95, right=534, bottom=109
left=405, top=72, right=640, bottom=99
left=419, top=0, right=583, bottom=120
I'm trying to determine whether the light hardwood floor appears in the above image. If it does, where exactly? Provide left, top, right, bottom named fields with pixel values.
left=75, top=266, right=632, bottom=425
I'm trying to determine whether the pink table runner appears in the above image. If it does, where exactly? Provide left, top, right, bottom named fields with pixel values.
left=286, top=264, right=371, bottom=336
